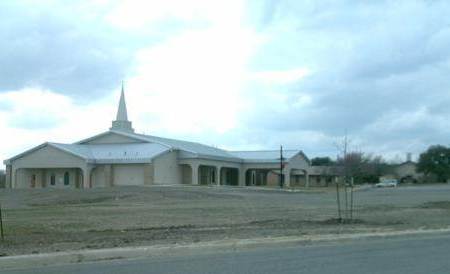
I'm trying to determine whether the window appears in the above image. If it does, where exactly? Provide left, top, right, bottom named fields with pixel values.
left=64, top=172, right=70, bottom=186
left=50, top=174, right=56, bottom=185
left=31, top=174, right=36, bottom=188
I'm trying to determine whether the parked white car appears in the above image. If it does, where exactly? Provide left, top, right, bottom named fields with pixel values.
left=375, top=179, right=398, bottom=187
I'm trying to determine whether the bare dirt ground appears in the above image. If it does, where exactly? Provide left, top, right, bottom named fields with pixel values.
left=1, top=184, right=450, bottom=256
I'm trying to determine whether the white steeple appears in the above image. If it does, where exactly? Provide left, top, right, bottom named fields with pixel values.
left=116, top=82, right=128, bottom=121
left=110, top=82, right=134, bottom=133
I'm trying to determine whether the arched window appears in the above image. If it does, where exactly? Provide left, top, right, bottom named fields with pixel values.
left=50, top=174, right=56, bottom=185
left=64, top=172, right=70, bottom=186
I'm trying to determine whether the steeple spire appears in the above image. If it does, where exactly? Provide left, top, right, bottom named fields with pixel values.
left=116, top=81, right=128, bottom=121
left=110, top=82, right=134, bottom=133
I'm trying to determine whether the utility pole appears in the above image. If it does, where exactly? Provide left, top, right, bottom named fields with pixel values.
left=280, top=145, right=284, bottom=189
left=344, top=133, right=349, bottom=221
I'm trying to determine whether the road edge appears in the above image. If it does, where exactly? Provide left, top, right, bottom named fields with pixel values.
left=1, top=227, right=450, bottom=270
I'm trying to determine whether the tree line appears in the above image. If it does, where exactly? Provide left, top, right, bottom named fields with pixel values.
left=311, top=144, right=450, bottom=184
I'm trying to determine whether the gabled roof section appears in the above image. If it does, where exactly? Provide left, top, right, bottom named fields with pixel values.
left=49, top=142, right=169, bottom=164
left=75, top=130, right=237, bottom=160
left=4, top=142, right=89, bottom=164
left=74, top=131, right=306, bottom=163
left=229, top=150, right=307, bottom=164
left=75, top=130, right=157, bottom=145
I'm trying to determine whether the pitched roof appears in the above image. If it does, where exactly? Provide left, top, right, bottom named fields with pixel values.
left=308, top=165, right=344, bottom=175
left=133, top=133, right=239, bottom=160
left=50, top=142, right=169, bottom=163
left=229, top=150, right=304, bottom=163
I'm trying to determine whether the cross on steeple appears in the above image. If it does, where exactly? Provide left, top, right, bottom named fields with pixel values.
left=110, top=81, right=134, bottom=133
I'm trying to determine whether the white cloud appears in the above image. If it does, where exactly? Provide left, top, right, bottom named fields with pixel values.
left=250, top=68, right=311, bottom=85
left=105, top=0, right=245, bottom=30
left=0, top=88, right=117, bottom=161
left=3, top=0, right=450, bottom=164
left=126, top=22, right=261, bottom=135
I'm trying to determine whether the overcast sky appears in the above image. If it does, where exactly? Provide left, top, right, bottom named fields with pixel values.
left=1, top=0, right=450, bottom=163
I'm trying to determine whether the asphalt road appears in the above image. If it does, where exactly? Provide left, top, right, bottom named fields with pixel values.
left=5, top=233, right=450, bottom=274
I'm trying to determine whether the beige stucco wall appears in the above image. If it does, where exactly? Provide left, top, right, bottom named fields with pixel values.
left=181, top=165, right=192, bottom=184
left=153, top=151, right=182, bottom=185
left=286, top=153, right=310, bottom=171
left=91, top=166, right=107, bottom=187
left=12, top=145, right=86, bottom=169
left=15, top=168, right=80, bottom=189
left=112, top=164, right=146, bottom=185
left=10, top=145, right=87, bottom=188
left=87, top=163, right=153, bottom=187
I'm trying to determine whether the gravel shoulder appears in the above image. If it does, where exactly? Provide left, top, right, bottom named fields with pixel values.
left=1, top=184, right=450, bottom=256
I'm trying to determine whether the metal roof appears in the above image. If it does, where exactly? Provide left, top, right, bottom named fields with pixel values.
left=50, top=142, right=170, bottom=163
left=133, top=133, right=239, bottom=160
left=229, top=150, right=302, bottom=163
left=71, top=130, right=308, bottom=164
left=75, top=130, right=240, bottom=161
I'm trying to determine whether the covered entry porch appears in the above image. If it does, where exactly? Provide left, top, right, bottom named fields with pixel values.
left=180, top=160, right=241, bottom=186
left=243, top=165, right=309, bottom=188
left=13, top=168, right=84, bottom=189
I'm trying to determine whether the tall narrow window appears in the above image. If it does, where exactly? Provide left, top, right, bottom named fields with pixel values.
left=50, top=174, right=56, bottom=185
left=64, top=172, right=70, bottom=186
left=31, top=174, right=36, bottom=188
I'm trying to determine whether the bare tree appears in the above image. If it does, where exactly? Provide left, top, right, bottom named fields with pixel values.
left=334, top=134, right=357, bottom=223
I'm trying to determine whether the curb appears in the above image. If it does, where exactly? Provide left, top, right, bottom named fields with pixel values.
left=1, top=227, right=450, bottom=270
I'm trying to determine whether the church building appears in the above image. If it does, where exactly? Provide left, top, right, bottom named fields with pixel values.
left=3, top=87, right=311, bottom=189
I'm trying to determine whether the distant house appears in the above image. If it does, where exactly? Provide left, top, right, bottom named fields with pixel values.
left=380, top=160, right=423, bottom=183
left=307, top=166, right=344, bottom=187
left=393, top=161, right=423, bottom=183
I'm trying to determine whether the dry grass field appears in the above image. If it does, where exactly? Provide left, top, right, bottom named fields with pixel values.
left=1, top=184, right=450, bottom=255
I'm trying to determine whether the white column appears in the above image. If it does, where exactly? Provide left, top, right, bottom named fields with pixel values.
left=11, top=168, right=17, bottom=189
left=239, top=167, right=247, bottom=186
left=104, top=164, right=114, bottom=187
left=82, top=165, right=94, bottom=189
left=5, top=165, right=12, bottom=189
left=191, top=163, right=199, bottom=185
left=215, top=166, right=221, bottom=186
left=305, top=171, right=309, bottom=188
left=284, top=168, right=291, bottom=187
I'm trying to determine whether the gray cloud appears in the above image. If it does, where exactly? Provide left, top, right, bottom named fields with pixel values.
left=242, top=0, right=450, bottom=158
left=0, top=1, right=189, bottom=100
left=0, top=2, right=136, bottom=99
